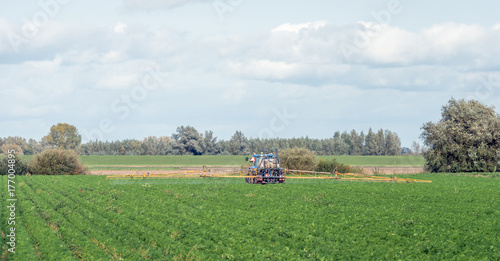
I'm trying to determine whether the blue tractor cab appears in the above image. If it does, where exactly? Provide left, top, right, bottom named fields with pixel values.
left=246, top=149, right=285, bottom=184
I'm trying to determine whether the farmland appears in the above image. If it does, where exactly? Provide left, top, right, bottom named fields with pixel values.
left=2, top=174, right=499, bottom=260
left=78, top=155, right=424, bottom=172
left=3, top=155, right=424, bottom=171
left=79, top=155, right=424, bottom=167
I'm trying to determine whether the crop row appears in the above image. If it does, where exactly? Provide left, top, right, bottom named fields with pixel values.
left=3, top=174, right=500, bottom=259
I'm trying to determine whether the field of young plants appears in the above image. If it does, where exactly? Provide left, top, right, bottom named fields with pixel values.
left=2, top=174, right=499, bottom=260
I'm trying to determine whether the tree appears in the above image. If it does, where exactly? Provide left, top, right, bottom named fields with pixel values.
left=375, top=129, right=385, bottom=155
left=28, top=138, right=43, bottom=154
left=280, top=147, right=317, bottom=171
left=202, top=130, right=217, bottom=155
left=384, top=130, right=401, bottom=156
left=411, top=141, right=421, bottom=156
left=172, top=126, right=203, bottom=155
left=44, top=123, right=82, bottom=150
left=3, top=136, right=30, bottom=154
left=228, top=131, right=249, bottom=155
left=364, top=128, right=377, bottom=155
left=421, top=98, right=500, bottom=172
left=1, top=144, right=24, bottom=155
left=350, top=130, right=363, bottom=155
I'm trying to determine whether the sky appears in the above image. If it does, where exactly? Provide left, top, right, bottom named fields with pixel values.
left=1, top=0, right=500, bottom=147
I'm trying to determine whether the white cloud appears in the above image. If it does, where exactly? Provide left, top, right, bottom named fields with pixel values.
left=121, top=0, right=211, bottom=12
left=271, top=21, right=328, bottom=33
left=24, top=57, right=62, bottom=74
left=100, top=50, right=128, bottom=63
left=113, top=23, right=128, bottom=33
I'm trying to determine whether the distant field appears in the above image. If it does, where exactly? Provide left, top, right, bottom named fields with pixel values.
left=80, top=155, right=424, bottom=168
left=79, top=155, right=249, bottom=169
left=5, top=155, right=424, bottom=170
left=318, top=155, right=425, bottom=166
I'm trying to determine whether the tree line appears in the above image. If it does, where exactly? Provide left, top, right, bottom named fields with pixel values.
left=1, top=124, right=402, bottom=156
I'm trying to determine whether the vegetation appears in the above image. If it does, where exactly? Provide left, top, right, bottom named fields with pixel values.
left=79, top=155, right=249, bottom=168
left=422, top=98, right=500, bottom=172
left=0, top=154, right=29, bottom=176
left=228, top=130, right=250, bottom=155
left=44, top=123, right=82, bottom=150
left=280, top=147, right=317, bottom=171
left=29, top=149, right=87, bottom=175
left=2, top=174, right=499, bottom=260
left=2, top=125, right=403, bottom=156
left=1, top=144, right=24, bottom=155
left=315, top=158, right=363, bottom=173
left=318, top=155, right=424, bottom=166
left=76, top=155, right=425, bottom=170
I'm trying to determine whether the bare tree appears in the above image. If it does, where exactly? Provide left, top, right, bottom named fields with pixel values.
left=411, top=141, right=421, bottom=156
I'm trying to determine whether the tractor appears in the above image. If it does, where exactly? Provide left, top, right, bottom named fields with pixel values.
left=246, top=149, right=285, bottom=184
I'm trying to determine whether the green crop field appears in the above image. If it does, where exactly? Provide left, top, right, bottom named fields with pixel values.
left=2, top=174, right=499, bottom=260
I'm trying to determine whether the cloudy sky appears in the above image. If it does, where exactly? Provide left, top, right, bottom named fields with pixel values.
left=1, top=0, right=500, bottom=147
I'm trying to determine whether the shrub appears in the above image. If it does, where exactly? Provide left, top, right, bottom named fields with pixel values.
left=280, top=147, right=317, bottom=171
left=29, top=149, right=87, bottom=175
left=315, top=158, right=363, bottom=173
left=0, top=154, right=29, bottom=175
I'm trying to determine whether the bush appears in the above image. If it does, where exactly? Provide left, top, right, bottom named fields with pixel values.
left=0, top=154, right=29, bottom=175
left=280, top=147, right=317, bottom=171
left=29, top=149, right=87, bottom=175
left=315, top=158, right=363, bottom=173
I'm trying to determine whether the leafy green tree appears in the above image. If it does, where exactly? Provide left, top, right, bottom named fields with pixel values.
left=364, top=128, right=378, bottom=155
left=350, top=130, right=364, bottom=155
left=421, top=98, right=500, bottom=172
left=228, top=131, right=249, bottom=155
left=375, top=129, right=385, bottom=155
left=280, top=147, right=317, bottom=171
left=202, top=130, right=218, bottom=155
left=384, top=130, right=401, bottom=156
left=44, top=123, right=82, bottom=150
left=172, top=126, right=203, bottom=155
